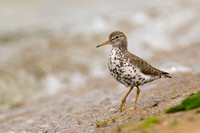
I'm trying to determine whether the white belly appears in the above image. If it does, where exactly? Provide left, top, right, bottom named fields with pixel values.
left=108, top=49, right=152, bottom=87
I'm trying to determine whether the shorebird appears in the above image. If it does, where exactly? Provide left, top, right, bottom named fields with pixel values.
left=96, top=31, right=171, bottom=112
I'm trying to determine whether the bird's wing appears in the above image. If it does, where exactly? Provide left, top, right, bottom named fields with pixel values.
left=124, top=52, right=171, bottom=78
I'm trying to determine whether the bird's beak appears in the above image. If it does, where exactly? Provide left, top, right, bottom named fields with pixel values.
left=96, top=40, right=111, bottom=48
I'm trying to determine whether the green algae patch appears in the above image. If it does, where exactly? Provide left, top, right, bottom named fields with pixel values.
left=141, top=116, right=160, bottom=129
left=96, top=116, right=118, bottom=128
left=166, top=91, right=200, bottom=114
left=96, top=119, right=108, bottom=128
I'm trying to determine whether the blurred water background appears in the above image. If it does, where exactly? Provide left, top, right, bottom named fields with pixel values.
left=0, top=0, right=200, bottom=112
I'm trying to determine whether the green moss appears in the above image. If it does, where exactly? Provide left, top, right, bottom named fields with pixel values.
left=110, top=116, right=117, bottom=123
left=96, top=116, right=118, bottom=128
left=188, top=91, right=200, bottom=96
left=96, top=119, right=108, bottom=128
left=141, top=116, right=160, bottom=129
left=170, top=119, right=180, bottom=127
left=127, top=116, right=132, bottom=120
left=166, top=91, right=200, bottom=114
left=96, top=120, right=102, bottom=128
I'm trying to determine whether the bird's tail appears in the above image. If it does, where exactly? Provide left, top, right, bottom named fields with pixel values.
left=161, top=71, right=172, bottom=78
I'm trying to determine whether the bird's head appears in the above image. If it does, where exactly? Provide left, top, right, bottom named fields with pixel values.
left=96, top=31, right=127, bottom=48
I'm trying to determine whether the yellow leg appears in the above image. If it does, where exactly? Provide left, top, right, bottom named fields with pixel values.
left=115, top=86, right=134, bottom=112
left=126, top=86, right=140, bottom=111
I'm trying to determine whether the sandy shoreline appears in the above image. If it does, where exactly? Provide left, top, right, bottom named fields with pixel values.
left=0, top=43, right=199, bottom=132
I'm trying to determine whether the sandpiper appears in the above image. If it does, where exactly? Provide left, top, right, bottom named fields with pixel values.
left=96, top=31, right=171, bottom=112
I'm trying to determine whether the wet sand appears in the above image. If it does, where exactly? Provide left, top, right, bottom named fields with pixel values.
left=0, top=43, right=199, bottom=132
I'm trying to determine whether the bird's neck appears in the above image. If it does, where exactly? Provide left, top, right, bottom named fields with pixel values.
left=113, top=43, right=128, bottom=54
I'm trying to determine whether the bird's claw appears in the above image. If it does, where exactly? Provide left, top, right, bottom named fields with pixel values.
left=125, top=105, right=136, bottom=112
left=115, top=100, right=126, bottom=113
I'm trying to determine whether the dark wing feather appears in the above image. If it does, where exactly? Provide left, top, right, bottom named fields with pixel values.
left=124, top=52, right=171, bottom=78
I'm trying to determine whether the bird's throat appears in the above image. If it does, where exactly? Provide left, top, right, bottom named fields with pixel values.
left=113, top=43, right=127, bottom=54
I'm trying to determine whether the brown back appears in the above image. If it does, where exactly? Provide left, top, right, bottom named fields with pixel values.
left=124, top=52, right=166, bottom=76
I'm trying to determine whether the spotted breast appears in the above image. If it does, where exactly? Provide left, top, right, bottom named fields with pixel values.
left=108, top=46, right=158, bottom=87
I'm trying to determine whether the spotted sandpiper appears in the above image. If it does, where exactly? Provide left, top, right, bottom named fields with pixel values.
left=96, top=31, right=171, bottom=112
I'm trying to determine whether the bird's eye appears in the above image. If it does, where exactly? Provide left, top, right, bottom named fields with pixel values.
left=115, top=36, right=119, bottom=39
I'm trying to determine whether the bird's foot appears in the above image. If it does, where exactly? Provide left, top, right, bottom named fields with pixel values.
left=115, top=99, right=126, bottom=113
left=126, top=104, right=136, bottom=112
